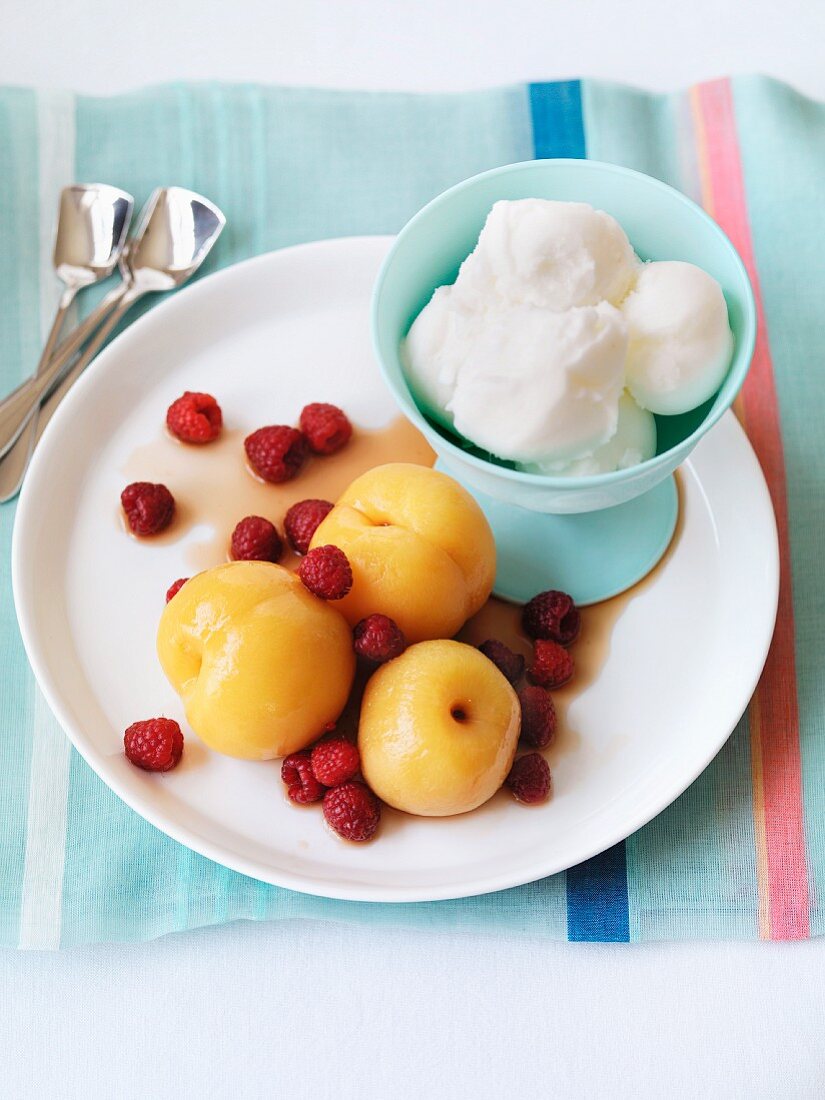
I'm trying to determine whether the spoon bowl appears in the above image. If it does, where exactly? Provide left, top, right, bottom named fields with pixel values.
left=54, top=183, right=134, bottom=288
left=128, top=187, right=226, bottom=292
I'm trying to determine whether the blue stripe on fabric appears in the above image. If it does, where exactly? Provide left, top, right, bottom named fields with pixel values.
left=566, top=844, right=630, bottom=942
left=529, top=81, right=629, bottom=941
left=528, top=81, right=587, bottom=160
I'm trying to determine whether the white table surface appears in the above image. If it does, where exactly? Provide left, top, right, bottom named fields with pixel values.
left=3, top=2, right=825, bottom=1097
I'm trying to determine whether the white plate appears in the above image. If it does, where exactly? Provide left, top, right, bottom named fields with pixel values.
left=12, top=236, right=779, bottom=903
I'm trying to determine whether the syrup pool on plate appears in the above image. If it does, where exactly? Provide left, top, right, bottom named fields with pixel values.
left=459, top=470, right=685, bottom=761
left=125, top=412, right=683, bottom=771
left=122, top=415, right=436, bottom=570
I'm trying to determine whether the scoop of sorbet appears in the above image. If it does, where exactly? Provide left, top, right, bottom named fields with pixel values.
left=405, top=296, right=628, bottom=465
left=454, top=198, right=639, bottom=312
left=622, top=260, right=733, bottom=415
left=519, top=392, right=657, bottom=477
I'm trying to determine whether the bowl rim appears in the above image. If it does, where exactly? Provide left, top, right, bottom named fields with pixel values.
left=371, top=157, right=758, bottom=489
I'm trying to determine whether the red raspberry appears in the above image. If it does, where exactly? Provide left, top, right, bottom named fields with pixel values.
left=281, top=751, right=325, bottom=804
left=230, top=515, right=283, bottom=562
left=323, top=782, right=381, bottom=842
left=121, top=481, right=175, bottom=536
left=166, top=391, right=222, bottom=444
left=506, top=753, right=552, bottom=804
left=522, top=589, right=580, bottom=646
left=353, top=614, right=406, bottom=664
left=311, top=738, right=361, bottom=787
left=124, top=718, right=184, bottom=772
left=297, top=544, right=352, bottom=600
left=528, top=639, right=574, bottom=689
left=299, top=403, right=353, bottom=455
left=165, top=577, right=189, bottom=603
left=245, top=425, right=307, bottom=483
left=284, top=498, right=334, bottom=555
left=518, top=684, right=557, bottom=749
left=478, top=639, right=525, bottom=685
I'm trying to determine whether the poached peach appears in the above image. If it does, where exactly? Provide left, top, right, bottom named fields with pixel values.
left=309, top=463, right=495, bottom=643
left=157, top=561, right=355, bottom=760
left=359, top=639, right=520, bottom=816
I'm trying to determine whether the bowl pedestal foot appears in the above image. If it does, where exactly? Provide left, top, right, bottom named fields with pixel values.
left=435, top=462, right=679, bottom=606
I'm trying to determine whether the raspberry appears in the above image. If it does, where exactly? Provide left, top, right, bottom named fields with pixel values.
left=528, top=639, right=574, bottom=689
left=323, top=782, right=381, bottom=842
left=281, top=751, right=325, bottom=804
left=230, top=515, right=283, bottom=562
left=165, top=577, right=189, bottom=603
left=478, top=639, right=525, bottom=685
left=522, top=590, right=580, bottom=646
left=353, top=614, right=406, bottom=664
left=299, top=403, right=353, bottom=455
left=284, top=498, right=334, bottom=555
left=518, top=684, right=557, bottom=749
left=311, top=738, right=361, bottom=787
left=166, top=391, right=222, bottom=444
left=124, top=718, right=184, bottom=772
left=506, top=753, right=552, bottom=804
left=244, top=425, right=307, bottom=483
left=297, top=544, right=352, bottom=600
left=121, top=481, right=175, bottom=536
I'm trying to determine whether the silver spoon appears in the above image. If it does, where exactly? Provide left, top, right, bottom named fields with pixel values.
left=0, top=187, right=225, bottom=468
left=0, top=184, right=134, bottom=502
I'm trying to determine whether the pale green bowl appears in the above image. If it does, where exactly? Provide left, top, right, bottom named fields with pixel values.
left=372, top=159, right=756, bottom=517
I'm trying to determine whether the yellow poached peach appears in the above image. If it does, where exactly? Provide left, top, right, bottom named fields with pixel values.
left=359, top=640, right=520, bottom=816
left=157, top=561, right=355, bottom=760
left=309, top=463, right=496, bottom=643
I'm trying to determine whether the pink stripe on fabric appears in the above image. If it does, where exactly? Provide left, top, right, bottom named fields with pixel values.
left=696, top=78, right=809, bottom=940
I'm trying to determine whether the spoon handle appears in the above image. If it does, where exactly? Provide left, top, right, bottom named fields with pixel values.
left=47, top=280, right=129, bottom=376
left=0, top=281, right=128, bottom=460
left=35, top=288, right=145, bottom=429
left=0, top=286, right=78, bottom=502
left=53, top=288, right=143, bottom=394
left=41, top=286, right=78, bottom=372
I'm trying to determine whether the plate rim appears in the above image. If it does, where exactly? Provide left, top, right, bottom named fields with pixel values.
left=12, top=235, right=780, bottom=903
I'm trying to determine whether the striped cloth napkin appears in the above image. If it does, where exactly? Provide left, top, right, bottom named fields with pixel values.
left=1, top=76, right=821, bottom=948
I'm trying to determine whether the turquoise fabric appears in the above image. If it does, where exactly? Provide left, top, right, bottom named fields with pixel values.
left=0, top=77, right=822, bottom=947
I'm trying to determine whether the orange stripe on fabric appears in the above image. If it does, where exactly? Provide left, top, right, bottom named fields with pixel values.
left=748, top=698, right=772, bottom=938
left=695, top=78, right=809, bottom=939
left=689, top=87, right=714, bottom=217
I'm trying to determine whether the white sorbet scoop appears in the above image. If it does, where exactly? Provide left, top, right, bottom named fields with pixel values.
left=453, top=198, right=639, bottom=312
left=622, top=260, right=734, bottom=415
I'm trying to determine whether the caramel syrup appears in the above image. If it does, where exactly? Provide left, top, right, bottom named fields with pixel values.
left=459, top=471, right=685, bottom=759
left=125, top=415, right=684, bottom=764
left=122, top=417, right=436, bottom=571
